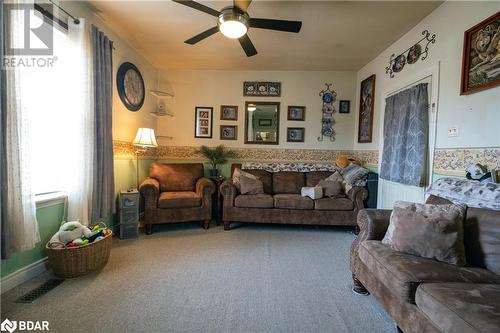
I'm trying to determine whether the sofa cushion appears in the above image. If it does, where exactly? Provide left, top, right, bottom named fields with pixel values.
left=150, top=163, right=203, bottom=192
left=273, top=172, right=305, bottom=194
left=239, top=175, right=264, bottom=195
left=242, top=169, right=273, bottom=194
left=383, top=201, right=467, bottom=266
left=416, top=283, right=500, bottom=333
left=158, top=191, right=201, bottom=208
left=306, top=171, right=334, bottom=187
left=358, top=240, right=500, bottom=304
left=234, top=194, right=274, bottom=208
left=274, top=194, right=313, bottom=210
left=314, top=197, right=353, bottom=211
left=317, top=180, right=344, bottom=198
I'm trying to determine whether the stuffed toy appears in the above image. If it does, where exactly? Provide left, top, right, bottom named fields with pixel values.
left=49, top=221, right=92, bottom=246
left=466, top=163, right=492, bottom=183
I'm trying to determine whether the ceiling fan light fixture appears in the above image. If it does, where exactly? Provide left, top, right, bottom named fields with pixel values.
left=218, top=7, right=249, bottom=39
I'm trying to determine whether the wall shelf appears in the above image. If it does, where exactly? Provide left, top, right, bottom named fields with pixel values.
left=150, top=90, right=174, bottom=98
left=149, top=111, right=174, bottom=118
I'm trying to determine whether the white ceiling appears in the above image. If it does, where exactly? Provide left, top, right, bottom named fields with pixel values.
left=87, top=1, right=442, bottom=71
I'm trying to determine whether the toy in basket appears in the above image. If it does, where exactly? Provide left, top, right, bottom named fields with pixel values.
left=46, top=221, right=112, bottom=278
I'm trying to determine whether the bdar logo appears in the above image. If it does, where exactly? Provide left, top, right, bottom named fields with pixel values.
left=0, top=319, right=17, bottom=333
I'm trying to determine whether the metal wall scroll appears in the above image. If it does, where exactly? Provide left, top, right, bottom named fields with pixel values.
left=317, top=83, right=337, bottom=142
left=385, top=30, right=436, bottom=78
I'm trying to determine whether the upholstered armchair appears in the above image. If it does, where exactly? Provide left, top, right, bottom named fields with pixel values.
left=139, top=163, right=215, bottom=234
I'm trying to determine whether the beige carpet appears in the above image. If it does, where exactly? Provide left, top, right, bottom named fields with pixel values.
left=1, top=223, right=393, bottom=333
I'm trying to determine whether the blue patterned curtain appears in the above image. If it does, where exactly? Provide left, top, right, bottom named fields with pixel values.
left=380, top=83, right=429, bottom=187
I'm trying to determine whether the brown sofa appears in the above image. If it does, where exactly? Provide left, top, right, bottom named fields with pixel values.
left=220, top=164, right=368, bottom=230
left=139, top=163, right=215, bottom=234
left=350, top=195, right=500, bottom=333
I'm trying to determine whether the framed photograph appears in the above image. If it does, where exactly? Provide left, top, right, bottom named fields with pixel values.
left=220, top=125, right=237, bottom=140
left=339, top=100, right=350, bottom=114
left=194, top=107, right=213, bottom=138
left=461, top=11, right=500, bottom=95
left=358, top=75, right=375, bottom=143
left=287, top=106, right=305, bottom=121
left=287, top=127, right=305, bottom=142
left=243, top=81, right=281, bottom=96
left=220, top=105, right=238, bottom=120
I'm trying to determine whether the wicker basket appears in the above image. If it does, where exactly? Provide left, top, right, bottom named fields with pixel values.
left=46, top=225, right=112, bottom=278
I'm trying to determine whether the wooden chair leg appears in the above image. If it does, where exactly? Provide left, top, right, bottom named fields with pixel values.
left=145, top=224, right=153, bottom=235
left=203, top=220, right=210, bottom=230
left=223, top=221, right=231, bottom=231
left=352, top=274, right=369, bottom=295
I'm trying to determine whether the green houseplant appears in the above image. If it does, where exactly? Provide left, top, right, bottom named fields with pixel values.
left=197, top=145, right=237, bottom=177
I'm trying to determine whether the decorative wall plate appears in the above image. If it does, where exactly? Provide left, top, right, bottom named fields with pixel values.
left=117, top=62, right=145, bottom=111
left=407, top=44, right=421, bottom=64
left=318, top=83, right=337, bottom=142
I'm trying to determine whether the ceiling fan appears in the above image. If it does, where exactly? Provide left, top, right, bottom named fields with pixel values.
left=172, top=0, right=302, bottom=57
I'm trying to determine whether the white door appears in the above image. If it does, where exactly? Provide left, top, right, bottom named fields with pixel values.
left=377, top=65, right=439, bottom=209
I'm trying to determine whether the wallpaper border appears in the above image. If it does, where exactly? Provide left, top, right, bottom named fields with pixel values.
left=114, top=141, right=499, bottom=176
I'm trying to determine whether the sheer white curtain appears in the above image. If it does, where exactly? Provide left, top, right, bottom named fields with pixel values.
left=64, top=19, right=94, bottom=224
left=5, top=0, right=40, bottom=252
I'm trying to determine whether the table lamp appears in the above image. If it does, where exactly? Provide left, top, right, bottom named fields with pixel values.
left=133, top=128, right=158, bottom=189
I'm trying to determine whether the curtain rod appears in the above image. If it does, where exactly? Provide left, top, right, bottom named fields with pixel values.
left=47, top=0, right=80, bottom=24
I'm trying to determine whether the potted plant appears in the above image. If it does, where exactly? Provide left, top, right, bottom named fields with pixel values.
left=197, top=145, right=237, bottom=177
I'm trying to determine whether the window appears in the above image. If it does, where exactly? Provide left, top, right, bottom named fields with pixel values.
left=16, top=9, right=90, bottom=195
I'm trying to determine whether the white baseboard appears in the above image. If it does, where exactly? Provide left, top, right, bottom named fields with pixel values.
left=1, top=257, right=49, bottom=294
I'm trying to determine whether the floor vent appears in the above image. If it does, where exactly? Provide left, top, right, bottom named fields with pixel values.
left=15, top=279, right=64, bottom=303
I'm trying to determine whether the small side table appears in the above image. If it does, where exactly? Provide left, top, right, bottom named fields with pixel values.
left=119, top=190, right=139, bottom=239
left=209, top=176, right=225, bottom=226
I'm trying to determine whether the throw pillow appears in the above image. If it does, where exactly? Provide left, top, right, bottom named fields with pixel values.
left=382, top=201, right=467, bottom=266
left=239, top=175, right=264, bottom=195
left=324, top=171, right=343, bottom=182
left=232, top=168, right=258, bottom=193
left=317, top=180, right=344, bottom=198
left=340, top=163, right=369, bottom=186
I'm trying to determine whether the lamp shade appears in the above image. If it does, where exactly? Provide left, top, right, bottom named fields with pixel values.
left=133, top=128, right=158, bottom=147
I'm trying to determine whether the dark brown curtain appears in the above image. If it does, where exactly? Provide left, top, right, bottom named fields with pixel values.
left=91, top=25, right=115, bottom=222
left=1, top=2, right=10, bottom=259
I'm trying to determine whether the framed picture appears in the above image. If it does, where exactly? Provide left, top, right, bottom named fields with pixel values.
left=194, top=107, right=213, bottom=138
left=339, top=100, right=350, bottom=114
left=243, top=81, right=281, bottom=96
left=220, top=105, right=238, bottom=120
left=287, top=127, right=305, bottom=142
left=461, top=11, right=500, bottom=95
left=358, top=75, right=375, bottom=143
left=287, top=106, right=305, bottom=121
left=220, top=125, right=237, bottom=140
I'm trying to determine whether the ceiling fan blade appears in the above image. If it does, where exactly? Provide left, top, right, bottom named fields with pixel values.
left=171, top=0, right=220, bottom=17
left=249, top=18, right=302, bottom=33
left=238, top=34, right=257, bottom=57
left=185, top=26, right=219, bottom=44
left=234, top=0, right=252, bottom=12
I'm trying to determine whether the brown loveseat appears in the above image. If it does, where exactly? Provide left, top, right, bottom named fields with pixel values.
left=139, top=163, right=215, bottom=234
left=220, top=164, right=368, bottom=230
left=350, top=195, right=500, bottom=333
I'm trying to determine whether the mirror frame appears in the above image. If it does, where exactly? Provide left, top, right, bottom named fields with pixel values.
left=244, top=101, right=280, bottom=145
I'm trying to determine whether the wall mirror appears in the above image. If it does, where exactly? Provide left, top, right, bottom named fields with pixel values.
left=244, top=101, right=280, bottom=145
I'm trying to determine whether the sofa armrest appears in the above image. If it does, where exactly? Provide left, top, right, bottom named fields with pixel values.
left=139, top=177, right=160, bottom=209
left=196, top=177, right=215, bottom=207
left=220, top=180, right=237, bottom=208
left=347, top=186, right=368, bottom=211
left=350, top=209, right=392, bottom=278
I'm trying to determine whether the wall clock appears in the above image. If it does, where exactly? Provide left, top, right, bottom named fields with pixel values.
left=117, top=62, right=145, bottom=111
